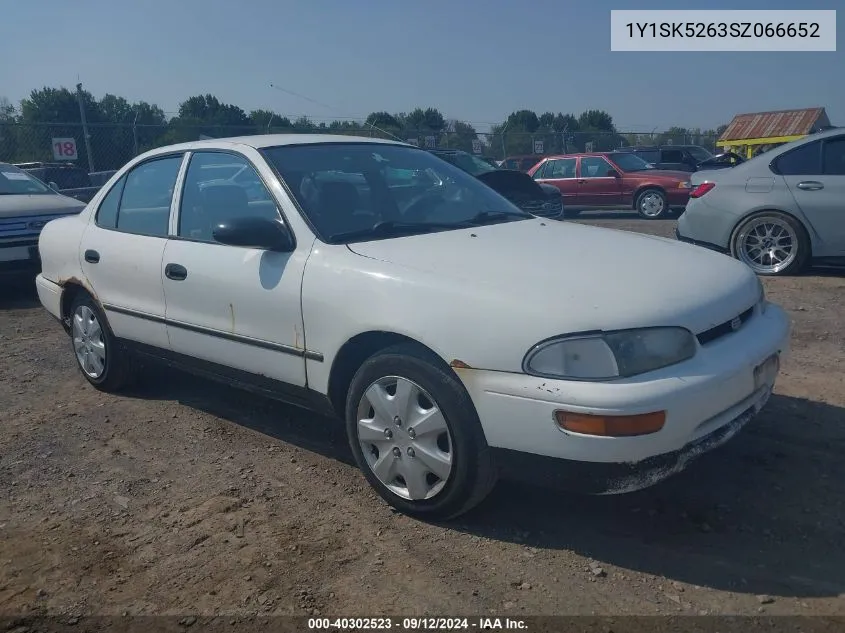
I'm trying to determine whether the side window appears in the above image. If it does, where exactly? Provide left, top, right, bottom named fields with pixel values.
left=638, top=150, right=660, bottom=163
left=116, top=156, right=183, bottom=237
left=179, top=151, right=280, bottom=243
left=532, top=161, right=547, bottom=179
left=661, top=149, right=684, bottom=163
left=95, top=175, right=127, bottom=229
left=547, top=158, right=576, bottom=178
left=580, top=157, right=613, bottom=177
left=822, top=137, right=845, bottom=175
left=775, top=141, right=822, bottom=176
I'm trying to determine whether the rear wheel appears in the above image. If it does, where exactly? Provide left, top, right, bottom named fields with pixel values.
left=345, top=343, right=497, bottom=519
left=635, top=188, right=668, bottom=219
left=730, top=212, right=810, bottom=276
left=69, top=293, right=135, bottom=391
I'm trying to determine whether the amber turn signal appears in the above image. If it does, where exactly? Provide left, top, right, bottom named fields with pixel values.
left=554, top=410, right=666, bottom=437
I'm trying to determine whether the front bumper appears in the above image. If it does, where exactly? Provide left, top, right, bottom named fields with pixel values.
left=0, top=240, right=40, bottom=278
left=493, top=384, right=770, bottom=494
left=455, top=303, right=790, bottom=489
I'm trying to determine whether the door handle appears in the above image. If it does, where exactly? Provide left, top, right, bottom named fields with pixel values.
left=84, top=249, right=100, bottom=263
left=577, top=179, right=587, bottom=183
left=164, top=263, right=188, bottom=281
left=796, top=181, right=824, bottom=190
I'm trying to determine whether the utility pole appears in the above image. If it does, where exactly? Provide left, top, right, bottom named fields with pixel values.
left=76, top=82, right=95, bottom=172
left=132, top=109, right=140, bottom=156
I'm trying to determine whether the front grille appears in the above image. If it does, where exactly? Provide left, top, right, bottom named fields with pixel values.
left=696, top=306, right=754, bottom=345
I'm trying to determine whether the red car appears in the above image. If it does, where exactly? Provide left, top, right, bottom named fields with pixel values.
left=528, top=152, right=692, bottom=219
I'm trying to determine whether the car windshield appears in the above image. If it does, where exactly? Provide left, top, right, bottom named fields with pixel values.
left=0, top=165, right=54, bottom=195
left=686, top=146, right=713, bottom=162
left=609, top=153, right=653, bottom=172
left=435, top=151, right=497, bottom=176
left=262, top=143, right=531, bottom=244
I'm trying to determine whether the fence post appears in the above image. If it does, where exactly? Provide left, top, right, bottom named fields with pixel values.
left=76, top=83, right=95, bottom=172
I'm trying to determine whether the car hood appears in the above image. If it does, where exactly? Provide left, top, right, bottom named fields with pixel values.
left=347, top=218, right=759, bottom=336
left=0, top=193, right=86, bottom=218
left=476, top=169, right=548, bottom=200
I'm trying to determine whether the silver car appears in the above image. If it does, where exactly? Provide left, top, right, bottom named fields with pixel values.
left=1, top=162, right=86, bottom=280
left=676, top=128, right=845, bottom=275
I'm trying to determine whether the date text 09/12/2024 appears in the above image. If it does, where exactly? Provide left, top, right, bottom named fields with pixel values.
left=307, top=617, right=527, bottom=630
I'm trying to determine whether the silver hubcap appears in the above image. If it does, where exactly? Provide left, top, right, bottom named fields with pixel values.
left=737, top=217, right=797, bottom=274
left=356, top=376, right=453, bottom=501
left=72, top=305, right=106, bottom=379
left=640, top=192, right=665, bottom=217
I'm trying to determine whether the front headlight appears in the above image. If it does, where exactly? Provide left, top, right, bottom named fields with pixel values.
left=524, top=327, right=697, bottom=381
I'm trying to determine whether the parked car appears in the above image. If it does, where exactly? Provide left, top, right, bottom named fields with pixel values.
left=15, top=162, right=101, bottom=202
left=430, top=149, right=563, bottom=219
left=677, top=127, right=845, bottom=276
left=501, top=155, right=543, bottom=172
left=613, top=145, right=715, bottom=172
left=697, top=151, right=745, bottom=171
left=88, top=170, right=119, bottom=187
left=530, top=152, right=692, bottom=218
left=35, top=135, right=789, bottom=519
left=1, top=162, right=86, bottom=279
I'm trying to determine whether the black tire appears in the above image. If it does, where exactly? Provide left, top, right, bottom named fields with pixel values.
left=635, top=188, right=668, bottom=219
left=729, top=211, right=810, bottom=276
left=345, top=343, right=497, bottom=520
left=68, top=292, right=135, bottom=392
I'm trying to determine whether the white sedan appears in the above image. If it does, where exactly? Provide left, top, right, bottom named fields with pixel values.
left=35, top=135, right=790, bottom=519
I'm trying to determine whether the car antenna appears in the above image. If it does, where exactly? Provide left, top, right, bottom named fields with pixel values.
left=269, top=82, right=409, bottom=145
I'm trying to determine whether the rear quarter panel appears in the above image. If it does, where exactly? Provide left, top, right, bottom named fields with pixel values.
left=38, top=214, right=87, bottom=286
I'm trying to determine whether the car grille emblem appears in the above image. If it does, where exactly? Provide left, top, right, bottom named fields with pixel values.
left=730, top=316, right=742, bottom=331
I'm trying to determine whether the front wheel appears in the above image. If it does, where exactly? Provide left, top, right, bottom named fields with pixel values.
left=345, top=343, right=497, bottom=519
left=635, top=188, right=668, bottom=219
left=730, top=212, right=810, bottom=276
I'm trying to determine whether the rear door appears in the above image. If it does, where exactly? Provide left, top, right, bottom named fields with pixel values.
left=576, top=156, right=623, bottom=206
left=778, top=136, right=845, bottom=256
left=533, top=158, right=578, bottom=205
left=79, top=153, right=185, bottom=350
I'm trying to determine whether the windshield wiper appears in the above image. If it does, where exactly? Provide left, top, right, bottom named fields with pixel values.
left=328, top=220, right=458, bottom=243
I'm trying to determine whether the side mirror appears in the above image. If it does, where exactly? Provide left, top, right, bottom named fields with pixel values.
left=212, top=216, right=294, bottom=252
left=607, top=169, right=621, bottom=178
left=48, top=181, right=59, bottom=190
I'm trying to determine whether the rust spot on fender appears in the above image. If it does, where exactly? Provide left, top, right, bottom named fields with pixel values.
left=450, top=359, right=472, bottom=369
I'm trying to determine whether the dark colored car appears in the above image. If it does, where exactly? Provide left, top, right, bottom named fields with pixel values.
left=529, top=152, right=692, bottom=219
left=612, top=145, right=715, bottom=172
left=501, top=154, right=544, bottom=172
left=430, top=149, right=563, bottom=219
left=14, top=162, right=101, bottom=202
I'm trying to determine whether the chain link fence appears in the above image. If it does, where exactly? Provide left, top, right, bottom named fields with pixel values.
left=0, top=122, right=720, bottom=173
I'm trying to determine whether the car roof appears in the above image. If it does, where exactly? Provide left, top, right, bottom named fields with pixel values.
left=141, top=134, right=408, bottom=158
left=536, top=152, right=610, bottom=160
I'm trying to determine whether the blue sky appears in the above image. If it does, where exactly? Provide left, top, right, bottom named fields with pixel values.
left=1, top=0, right=841, bottom=132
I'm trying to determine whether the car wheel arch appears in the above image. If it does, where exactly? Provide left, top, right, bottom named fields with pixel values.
left=632, top=184, right=666, bottom=209
left=326, top=331, right=454, bottom=417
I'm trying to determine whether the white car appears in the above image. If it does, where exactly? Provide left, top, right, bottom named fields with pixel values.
left=35, top=135, right=790, bottom=519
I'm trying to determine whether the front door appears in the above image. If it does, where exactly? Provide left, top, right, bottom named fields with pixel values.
left=162, top=149, right=311, bottom=387
left=79, top=153, right=185, bottom=350
left=576, top=156, right=623, bottom=206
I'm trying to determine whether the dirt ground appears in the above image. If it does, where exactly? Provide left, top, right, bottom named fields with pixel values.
left=1, top=211, right=844, bottom=621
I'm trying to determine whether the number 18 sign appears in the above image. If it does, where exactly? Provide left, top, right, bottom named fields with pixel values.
left=52, top=137, right=78, bottom=161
